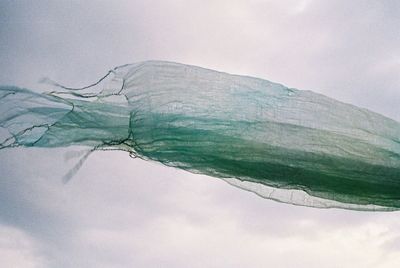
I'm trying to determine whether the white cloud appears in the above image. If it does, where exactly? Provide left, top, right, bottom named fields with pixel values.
left=0, top=225, right=47, bottom=268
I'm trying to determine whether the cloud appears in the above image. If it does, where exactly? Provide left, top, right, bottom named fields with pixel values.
left=0, top=224, right=47, bottom=268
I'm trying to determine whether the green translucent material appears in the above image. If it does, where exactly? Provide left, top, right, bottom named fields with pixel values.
left=1, top=61, right=400, bottom=210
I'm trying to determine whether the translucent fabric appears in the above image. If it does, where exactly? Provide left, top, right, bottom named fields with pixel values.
left=1, top=61, right=400, bottom=210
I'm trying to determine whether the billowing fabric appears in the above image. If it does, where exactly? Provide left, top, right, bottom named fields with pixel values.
left=1, top=61, right=400, bottom=210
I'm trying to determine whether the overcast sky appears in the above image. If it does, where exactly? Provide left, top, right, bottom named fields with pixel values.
left=1, top=1, right=400, bottom=267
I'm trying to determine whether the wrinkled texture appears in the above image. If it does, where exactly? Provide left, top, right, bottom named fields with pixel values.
left=1, top=61, right=400, bottom=210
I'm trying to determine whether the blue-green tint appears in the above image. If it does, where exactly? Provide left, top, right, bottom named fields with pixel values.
left=1, top=61, right=400, bottom=210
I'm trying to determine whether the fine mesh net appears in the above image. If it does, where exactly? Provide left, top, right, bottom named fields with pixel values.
left=1, top=61, right=400, bottom=210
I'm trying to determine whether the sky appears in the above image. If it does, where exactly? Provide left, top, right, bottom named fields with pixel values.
left=0, top=0, right=400, bottom=267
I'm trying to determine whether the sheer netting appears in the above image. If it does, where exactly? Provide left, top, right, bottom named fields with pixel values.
left=1, top=61, right=400, bottom=210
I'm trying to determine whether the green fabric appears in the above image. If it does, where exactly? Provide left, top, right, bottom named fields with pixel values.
left=1, top=61, right=400, bottom=210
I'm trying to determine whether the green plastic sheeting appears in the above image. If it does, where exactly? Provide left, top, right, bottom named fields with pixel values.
left=1, top=61, right=400, bottom=210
